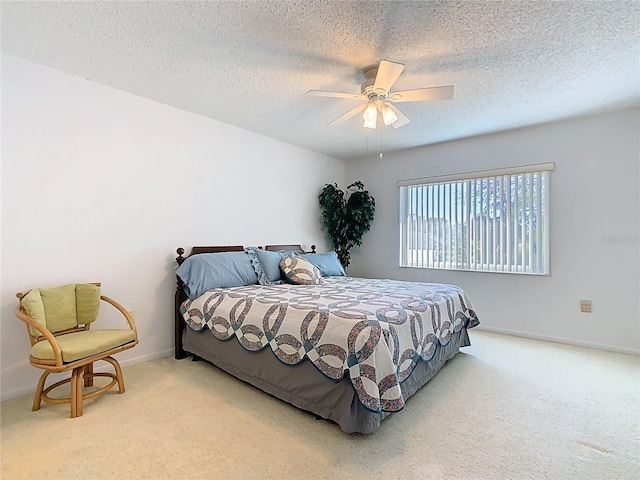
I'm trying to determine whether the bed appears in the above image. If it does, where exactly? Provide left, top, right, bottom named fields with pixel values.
left=174, top=244, right=479, bottom=434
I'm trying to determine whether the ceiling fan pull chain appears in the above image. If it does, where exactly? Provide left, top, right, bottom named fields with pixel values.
left=366, top=129, right=370, bottom=156
left=379, top=129, right=384, bottom=160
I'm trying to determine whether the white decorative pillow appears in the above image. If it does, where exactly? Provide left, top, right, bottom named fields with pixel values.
left=279, top=256, right=323, bottom=285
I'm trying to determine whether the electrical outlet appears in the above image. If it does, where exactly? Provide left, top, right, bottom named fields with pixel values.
left=580, top=300, right=592, bottom=313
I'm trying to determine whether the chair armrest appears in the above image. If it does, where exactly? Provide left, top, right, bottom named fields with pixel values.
left=14, top=305, right=64, bottom=365
left=100, top=295, right=139, bottom=341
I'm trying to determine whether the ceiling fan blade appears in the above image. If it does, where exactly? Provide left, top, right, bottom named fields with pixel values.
left=306, top=90, right=367, bottom=101
left=388, top=85, right=455, bottom=103
left=327, top=103, right=369, bottom=126
left=387, top=104, right=410, bottom=128
left=373, top=60, right=405, bottom=95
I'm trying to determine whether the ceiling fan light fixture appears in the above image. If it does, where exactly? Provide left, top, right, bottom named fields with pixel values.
left=380, top=103, right=398, bottom=126
left=363, top=103, right=378, bottom=129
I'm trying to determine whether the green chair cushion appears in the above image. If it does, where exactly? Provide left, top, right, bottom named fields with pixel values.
left=31, top=329, right=136, bottom=363
left=21, top=289, right=47, bottom=337
left=22, top=284, right=101, bottom=337
left=75, top=284, right=101, bottom=325
left=40, top=284, right=77, bottom=333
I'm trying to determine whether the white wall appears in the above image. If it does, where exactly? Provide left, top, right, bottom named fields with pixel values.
left=0, top=54, right=345, bottom=401
left=346, top=107, right=640, bottom=354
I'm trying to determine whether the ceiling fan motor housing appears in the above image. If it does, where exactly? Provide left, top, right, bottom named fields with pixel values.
left=361, top=67, right=385, bottom=99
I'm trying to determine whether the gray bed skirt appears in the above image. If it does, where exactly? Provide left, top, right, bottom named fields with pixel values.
left=183, top=325, right=471, bottom=434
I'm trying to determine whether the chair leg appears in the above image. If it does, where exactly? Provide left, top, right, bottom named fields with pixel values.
left=103, top=356, right=126, bottom=394
left=75, top=367, right=85, bottom=417
left=32, top=371, right=51, bottom=412
left=70, top=368, right=79, bottom=418
left=33, top=358, right=125, bottom=418
left=84, top=362, right=94, bottom=387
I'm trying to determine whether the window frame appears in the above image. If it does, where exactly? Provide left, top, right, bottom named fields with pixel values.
left=398, top=163, right=553, bottom=275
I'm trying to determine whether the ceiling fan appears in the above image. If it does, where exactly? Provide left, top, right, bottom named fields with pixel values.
left=307, top=60, right=454, bottom=129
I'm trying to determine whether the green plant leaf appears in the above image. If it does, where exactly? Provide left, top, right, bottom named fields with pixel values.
left=318, top=181, right=375, bottom=268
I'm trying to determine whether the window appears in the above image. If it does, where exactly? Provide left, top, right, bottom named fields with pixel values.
left=399, top=163, right=553, bottom=275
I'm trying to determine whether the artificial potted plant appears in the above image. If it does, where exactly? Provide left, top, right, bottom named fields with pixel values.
left=318, top=181, right=375, bottom=269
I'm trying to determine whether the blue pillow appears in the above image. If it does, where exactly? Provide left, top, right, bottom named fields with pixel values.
left=245, top=247, right=295, bottom=285
left=299, top=251, right=345, bottom=277
left=176, top=252, right=258, bottom=299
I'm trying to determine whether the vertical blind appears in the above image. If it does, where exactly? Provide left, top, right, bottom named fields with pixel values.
left=398, top=163, right=553, bottom=274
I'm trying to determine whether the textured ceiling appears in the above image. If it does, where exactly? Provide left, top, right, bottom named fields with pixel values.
left=2, top=1, right=639, bottom=160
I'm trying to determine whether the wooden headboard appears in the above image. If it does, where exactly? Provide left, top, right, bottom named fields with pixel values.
left=174, top=244, right=315, bottom=359
left=175, top=244, right=315, bottom=266
left=175, top=245, right=244, bottom=266
left=265, top=244, right=316, bottom=253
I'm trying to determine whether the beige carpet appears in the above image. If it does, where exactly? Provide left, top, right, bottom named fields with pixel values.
left=1, top=331, right=638, bottom=480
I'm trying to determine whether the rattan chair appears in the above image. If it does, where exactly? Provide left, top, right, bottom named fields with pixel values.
left=15, top=282, right=138, bottom=418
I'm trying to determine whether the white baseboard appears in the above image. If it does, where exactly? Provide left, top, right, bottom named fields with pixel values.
left=118, top=348, right=174, bottom=368
left=0, top=349, right=175, bottom=403
left=474, top=325, right=640, bottom=356
left=1, top=385, right=35, bottom=403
